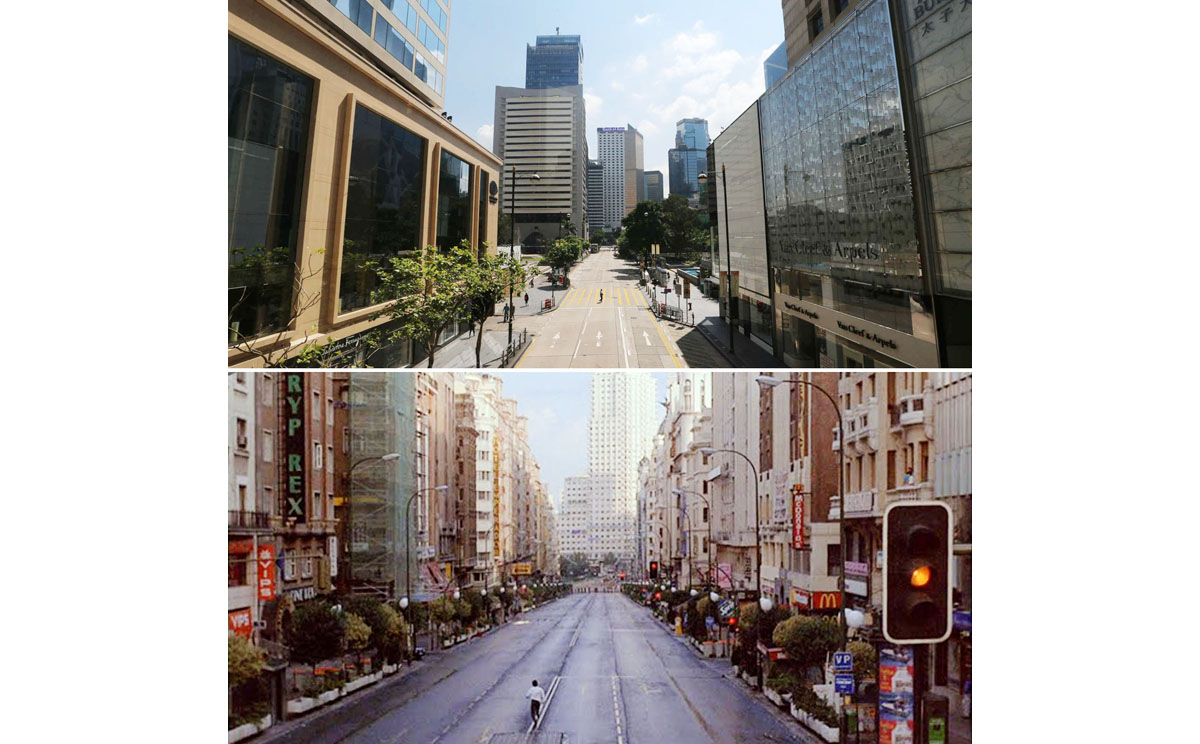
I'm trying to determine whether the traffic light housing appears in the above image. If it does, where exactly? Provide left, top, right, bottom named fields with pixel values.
left=883, top=501, right=953, bottom=644
left=649, top=560, right=659, bottom=579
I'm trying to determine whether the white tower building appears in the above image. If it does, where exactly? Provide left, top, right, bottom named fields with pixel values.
left=597, top=125, right=644, bottom=231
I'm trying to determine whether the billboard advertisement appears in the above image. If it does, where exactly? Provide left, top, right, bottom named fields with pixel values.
left=284, top=373, right=306, bottom=523
left=228, top=609, right=253, bottom=639
left=257, top=543, right=277, bottom=601
left=878, top=644, right=916, bottom=744
left=791, top=485, right=804, bottom=549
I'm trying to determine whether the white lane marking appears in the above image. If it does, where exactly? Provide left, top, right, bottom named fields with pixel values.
left=527, top=675, right=562, bottom=733
left=595, top=330, right=603, bottom=348
left=549, top=332, right=561, bottom=349
left=572, top=306, right=592, bottom=359
left=616, top=295, right=631, bottom=365
left=642, top=331, right=651, bottom=346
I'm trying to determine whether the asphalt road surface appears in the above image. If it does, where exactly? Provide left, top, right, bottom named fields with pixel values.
left=262, top=592, right=816, bottom=744
left=515, top=251, right=687, bottom=368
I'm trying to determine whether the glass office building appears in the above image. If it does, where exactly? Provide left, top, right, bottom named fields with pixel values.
left=759, top=0, right=939, bottom=368
left=668, top=118, right=709, bottom=207
left=525, top=34, right=583, bottom=89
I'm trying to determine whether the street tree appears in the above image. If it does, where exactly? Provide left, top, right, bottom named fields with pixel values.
left=772, top=614, right=840, bottom=680
left=460, top=241, right=528, bottom=367
left=559, top=215, right=578, bottom=237
left=542, top=237, right=585, bottom=273
left=228, top=634, right=265, bottom=689
left=589, top=229, right=607, bottom=245
left=620, top=201, right=665, bottom=262
left=344, top=612, right=372, bottom=654
left=368, top=244, right=470, bottom=368
left=660, top=195, right=705, bottom=256
left=285, top=601, right=346, bottom=674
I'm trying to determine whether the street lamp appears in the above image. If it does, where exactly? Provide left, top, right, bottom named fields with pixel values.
left=404, top=485, right=450, bottom=609
left=697, top=167, right=735, bottom=357
left=756, top=374, right=848, bottom=744
left=508, top=167, right=541, bottom=346
left=699, top=447, right=761, bottom=601
left=674, top=487, right=713, bottom=594
left=755, top=375, right=847, bottom=654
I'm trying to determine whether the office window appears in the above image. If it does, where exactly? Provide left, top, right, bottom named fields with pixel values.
left=809, top=11, right=825, bottom=39
left=228, top=37, right=314, bottom=342
left=329, top=0, right=373, bottom=34
left=833, top=0, right=849, bottom=15
left=314, top=490, right=323, bottom=520
left=374, top=17, right=415, bottom=70
left=262, top=430, right=274, bottom=461
left=313, top=442, right=323, bottom=470
left=436, top=150, right=472, bottom=248
left=301, top=556, right=314, bottom=578
left=339, top=105, right=427, bottom=313
left=236, top=418, right=248, bottom=449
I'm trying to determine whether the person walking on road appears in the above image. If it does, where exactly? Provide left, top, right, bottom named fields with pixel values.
left=525, top=680, right=546, bottom=724
left=599, top=289, right=604, bottom=303
left=524, top=292, right=529, bottom=306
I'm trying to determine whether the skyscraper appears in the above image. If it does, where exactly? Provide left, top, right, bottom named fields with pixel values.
left=597, top=125, right=644, bottom=231
left=587, top=159, right=604, bottom=236
left=561, top=373, right=656, bottom=566
left=525, top=33, right=583, bottom=88
left=667, top=118, right=709, bottom=208
left=494, top=84, right=588, bottom=245
left=644, top=171, right=664, bottom=202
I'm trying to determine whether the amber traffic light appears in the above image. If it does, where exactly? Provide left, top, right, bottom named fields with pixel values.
left=884, top=501, right=953, bottom=644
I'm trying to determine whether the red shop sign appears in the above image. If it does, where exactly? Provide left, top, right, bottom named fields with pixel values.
left=791, top=486, right=804, bottom=550
left=228, top=609, right=253, bottom=639
left=257, top=544, right=277, bottom=601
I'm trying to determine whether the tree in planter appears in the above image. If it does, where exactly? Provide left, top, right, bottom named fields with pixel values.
left=460, top=242, right=528, bottom=367
left=773, top=615, right=841, bottom=685
left=542, top=238, right=582, bottom=275
left=848, top=640, right=876, bottom=682
left=344, top=612, right=372, bottom=657
left=430, top=597, right=458, bottom=644
left=367, top=244, right=470, bottom=369
left=372, top=603, right=408, bottom=665
left=285, top=602, right=347, bottom=683
left=228, top=635, right=268, bottom=729
left=737, top=604, right=761, bottom=675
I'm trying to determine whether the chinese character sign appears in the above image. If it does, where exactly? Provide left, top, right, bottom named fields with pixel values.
left=257, top=544, right=277, bottom=601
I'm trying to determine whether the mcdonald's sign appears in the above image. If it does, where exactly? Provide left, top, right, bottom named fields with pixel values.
left=812, top=591, right=841, bottom=610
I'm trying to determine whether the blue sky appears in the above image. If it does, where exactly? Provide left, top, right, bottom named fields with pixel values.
left=490, top=372, right=667, bottom=509
left=443, top=0, right=784, bottom=179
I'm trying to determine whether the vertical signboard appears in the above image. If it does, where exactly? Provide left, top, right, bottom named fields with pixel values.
left=493, top=435, right=501, bottom=557
left=285, top=373, right=306, bottom=522
left=328, top=536, right=338, bottom=577
left=791, top=485, right=804, bottom=549
left=878, top=645, right=917, bottom=744
left=771, top=475, right=788, bottom=524
left=257, top=544, right=277, bottom=601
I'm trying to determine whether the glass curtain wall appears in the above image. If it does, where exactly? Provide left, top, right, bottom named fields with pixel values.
left=760, top=0, right=934, bottom=365
left=227, top=36, right=314, bottom=343
left=340, top=105, right=427, bottom=315
left=477, top=169, right=490, bottom=250
left=436, top=150, right=472, bottom=249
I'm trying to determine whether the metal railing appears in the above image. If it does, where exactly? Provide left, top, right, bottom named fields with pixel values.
left=641, top=284, right=695, bottom=326
left=500, top=328, right=530, bottom=367
left=228, top=510, right=271, bottom=529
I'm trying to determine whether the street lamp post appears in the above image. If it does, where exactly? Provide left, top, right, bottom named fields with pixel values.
left=756, top=374, right=847, bottom=744
left=508, top=167, right=541, bottom=346
left=403, top=485, right=450, bottom=609
left=673, top=488, right=713, bottom=593
left=696, top=167, right=735, bottom=357
left=699, top=447, right=761, bottom=602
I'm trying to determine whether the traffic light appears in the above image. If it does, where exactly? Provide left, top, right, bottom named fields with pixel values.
left=728, top=616, right=737, bottom=630
left=649, top=560, right=659, bottom=579
left=884, top=501, right=953, bottom=644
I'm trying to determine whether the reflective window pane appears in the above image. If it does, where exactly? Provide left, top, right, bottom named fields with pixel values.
left=339, top=105, right=427, bottom=314
left=436, top=150, right=472, bottom=249
left=228, top=36, right=314, bottom=343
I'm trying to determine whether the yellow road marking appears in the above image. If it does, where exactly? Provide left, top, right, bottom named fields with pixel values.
left=651, top=313, right=683, bottom=368
left=514, top=336, right=537, bottom=368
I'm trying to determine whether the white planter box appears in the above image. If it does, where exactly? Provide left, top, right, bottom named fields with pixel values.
left=287, top=697, right=317, bottom=715
left=741, top=671, right=759, bottom=688
left=318, top=689, right=340, bottom=705
left=382, top=663, right=398, bottom=676
left=344, top=672, right=380, bottom=694
left=764, top=688, right=785, bottom=707
left=442, top=640, right=453, bottom=648
left=813, top=720, right=840, bottom=742
left=228, top=714, right=272, bottom=743
left=790, top=702, right=803, bottom=721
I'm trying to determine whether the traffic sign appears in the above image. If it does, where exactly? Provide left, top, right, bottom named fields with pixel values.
left=833, top=651, right=853, bottom=672
left=835, top=674, right=854, bottom=695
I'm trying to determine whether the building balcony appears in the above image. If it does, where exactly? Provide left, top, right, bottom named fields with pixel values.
left=898, top=394, right=927, bottom=427
left=886, top=482, right=934, bottom=503
left=842, top=489, right=880, bottom=519
left=228, top=510, right=272, bottom=532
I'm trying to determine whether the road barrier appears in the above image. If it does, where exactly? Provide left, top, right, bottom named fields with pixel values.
left=500, top=328, right=530, bottom=367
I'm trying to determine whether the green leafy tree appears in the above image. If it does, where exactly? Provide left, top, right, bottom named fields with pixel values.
left=375, top=604, right=408, bottom=664
left=368, top=245, right=472, bottom=368
left=848, top=640, right=876, bottom=681
left=344, top=612, right=372, bottom=654
left=228, top=634, right=265, bottom=689
left=736, top=603, right=760, bottom=674
left=430, top=597, right=458, bottom=643
left=285, top=602, right=346, bottom=673
left=589, top=229, right=607, bottom=245
left=542, top=237, right=585, bottom=273
left=660, top=195, right=704, bottom=256
left=559, top=215, right=578, bottom=237
left=620, top=201, right=665, bottom=262
left=772, top=615, right=841, bottom=674
left=460, top=241, right=527, bottom=367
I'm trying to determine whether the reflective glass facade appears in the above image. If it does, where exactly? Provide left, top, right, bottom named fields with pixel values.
left=668, top=119, right=709, bottom=207
left=525, top=35, right=583, bottom=89
left=340, top=105, right=427, bottom=314
left=228, top=36, right=314, bottom=342
left=328, top=0, right=373, bottom=34
left=896, top=0, right=971, bottom=296
left=765, top=41, right=788, bottom=90
left=375, top=0, right=446, bottom=95
left=477, top=169, right=490, bottom=249
left=436, top=149, right=473, bottom=249
left=760, top=0, right=938, bottom=368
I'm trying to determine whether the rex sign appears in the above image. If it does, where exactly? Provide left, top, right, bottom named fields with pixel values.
left=285, top=374, right=306, bottom=523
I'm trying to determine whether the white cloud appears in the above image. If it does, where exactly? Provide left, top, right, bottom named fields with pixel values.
left=476, top=124, right=493, bottom=150
left=584, top=91, right=603, bottom=119
left=610, top=80, right=625, bottom=92
left=666, top=22, right=718, bottom=56
left=634, top=13, right=658, bottom=25
left=636, top=120, right=659, bottom=136
left=629, top=54, right=649, bottom=74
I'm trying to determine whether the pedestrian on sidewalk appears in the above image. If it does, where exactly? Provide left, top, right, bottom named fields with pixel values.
left=524, top=292, right=529, bottom=306
left=525, top=679, right=546, bottom=724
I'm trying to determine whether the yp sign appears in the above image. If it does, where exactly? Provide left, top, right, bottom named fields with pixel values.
left=285, top=374, right=306, bottom=522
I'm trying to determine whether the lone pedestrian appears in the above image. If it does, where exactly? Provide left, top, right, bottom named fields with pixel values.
left=599, top=289, right=604, bottom=303
left=524, top=292, right=529, bottom=306
left=525, top=679, right=546, bottom=724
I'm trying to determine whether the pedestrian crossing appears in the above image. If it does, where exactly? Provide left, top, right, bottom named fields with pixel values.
left=557, top=287, right=650, bottom=308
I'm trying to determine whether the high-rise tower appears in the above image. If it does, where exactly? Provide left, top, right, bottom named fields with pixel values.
left=525, top=32, right=583, bottom=89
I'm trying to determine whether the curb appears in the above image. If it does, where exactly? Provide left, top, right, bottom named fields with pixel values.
left=694, top=322, right=739, bottom=366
